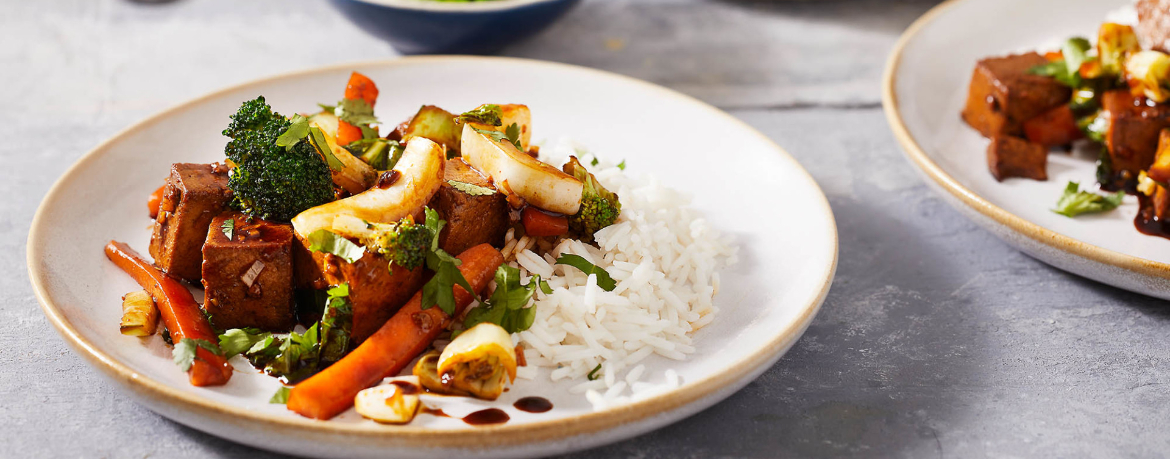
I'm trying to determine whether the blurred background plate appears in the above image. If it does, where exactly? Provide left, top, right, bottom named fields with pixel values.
left=330, top=0, right=581, bottom=54
left=881, top=0, right=1170, bottom=298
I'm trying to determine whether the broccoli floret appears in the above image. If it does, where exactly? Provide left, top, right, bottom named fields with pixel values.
left=563, top=156, right=621, bottom=238
left=223, top=96, right=335, bottom=221
left=360, top=217, right=433, bottom=270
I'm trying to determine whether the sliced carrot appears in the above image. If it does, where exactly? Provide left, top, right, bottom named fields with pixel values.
left=521, top=206, right=569, bottom=237
left=336, top=72, right=380, bottom=146
left=286, top=244, right=503, bottom=420
left=104, top=241, right=232, bottom=386
left=336, top=121, right=364, bottom=146
left=345, top=72, right=379, bottom=107
left=148, top=185, right=166, bottom=219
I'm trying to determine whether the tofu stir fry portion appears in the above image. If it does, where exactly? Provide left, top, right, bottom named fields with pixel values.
left=104, top=71, right=624, bottom=424
left=961, top=0, right=1170, bottom=236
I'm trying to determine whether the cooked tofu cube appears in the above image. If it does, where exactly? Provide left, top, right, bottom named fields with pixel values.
left=149, top=163, right=232, bottom=282
left=962, top=53, right=1072, bottom=138
left=987, top=136, right=1048, bottom=181
left=308, top=249, right=424, bottom=344
left=1023, top=105, right=1082, bottom=147
left=1147, top=129, right=1170, bottom=183
left=430, top=158, right=510, bottom=256
left=1137, top=0, right=1170, bottom=53
left=202, top=212, right=296, bottom=331
left=1102, top=90, right=1170, bottom=175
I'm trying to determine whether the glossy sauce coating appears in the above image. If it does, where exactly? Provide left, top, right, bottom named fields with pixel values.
left=513, top=396, right=553, bottom=413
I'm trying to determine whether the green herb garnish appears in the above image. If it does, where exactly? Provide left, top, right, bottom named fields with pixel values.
left=319, top=283, right=353, bottom=364
left=307, top=126, right=344, bottom=171
left=1052, top=181, right=1125, bottom=217
left=447, top=180, right=497, bottom=196
left=419, top=208, right=476, bottom=316
left=306, top=229, right=365, bottom=263
left=555, top=254, right=617, bottom=291
left=587, top=364, right=602, bottom=381
left=334, top=98, right=379, bottom=127
left=221, top=219, right=235, bottom=240
left=461, top=265, right=550, bottom=335
left=456, top=104, right=503, bottom=126
left=172, top=338, right=223, bottom=372
left=269, top=386, right=291, bottom=404
left=275, top=114, right=312, bottom=151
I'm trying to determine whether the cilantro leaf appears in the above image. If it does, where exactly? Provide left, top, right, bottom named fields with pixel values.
left=306, top=229, right=365, bottom=263
left=1052, top=181, right=1125, bottom=217
left=447, top=180, right=496, bottom=196
left=591, top=157, right=599, bottom=166
left=419, top=207, right=475, bottom=316
left=617, top=160, right=626, bottom=171
left=472, top=125, right=522, bottom=151
left=172, top=338, right=223, bottom=372
left=334, top=98, right=379, bottom=126
left=505, top=123, right=522, bottom=149
left=270, top=386, right=291, bottom=404
left=218, top=328, right=270, bottom=358
left=264, top=324, right=320, bottom=384
left=308, top=126, right=344, bottom=171
left=276, top=114, right=312, bottom=151
left=456, top=104, right=502, bottom=126
left=1028, top=37, right=1094, bottom=88
left=221, top=218, right=235, bottom=240
left=317, top=103, right=336, bottom=113
left=463, top=265, right=544, bottom=334
left=555, top=254, right=617, bottom=291
left=319, top=284, right=353, bottom=363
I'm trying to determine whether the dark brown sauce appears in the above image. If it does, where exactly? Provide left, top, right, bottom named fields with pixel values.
left=420, top=406, right=449, bottom=417
left=462, top=408, right=510, bottom=426
left=1135, top=194, right=1170, bottom=239
left=391, top=380, right=420, bottom=395
left=376, top=170, right=401, bottom=189
left=513, top=396, right=553, bottom=413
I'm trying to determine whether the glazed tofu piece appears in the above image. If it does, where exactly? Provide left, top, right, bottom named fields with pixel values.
left=1147, top=129, right=1170, bottom=183
left=1137, top=0, right=1170, bottom=53
left=429, top=158, right=510, bottom=256
left=1102, top=90, right=1170, bottom=175
left=987, top=136, right=1048, bottom=181
left=962, top=52, right=1072, bottom=138
left=1023, top=105, right=1083, bottom=148
left=308, top=250, right=424, bottom=344
left=202, top=212, right=296, bottom=331
left=149, top=163, right=232, bottom=282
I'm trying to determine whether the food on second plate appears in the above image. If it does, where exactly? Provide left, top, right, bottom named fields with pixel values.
left=961, top=2, right=1170, bottom=235
left=103, top=70, right=737, bottom=425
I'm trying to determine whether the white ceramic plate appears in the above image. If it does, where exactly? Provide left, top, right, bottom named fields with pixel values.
left=883, top=0, right=1170, bottom=299
left=28, top=57, right=837, bottom=458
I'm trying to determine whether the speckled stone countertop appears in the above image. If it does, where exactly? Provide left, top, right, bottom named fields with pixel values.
left=4, top=0, right=1168, bottom=457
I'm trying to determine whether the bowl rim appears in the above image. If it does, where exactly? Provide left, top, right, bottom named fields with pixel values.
left=881, top=0, right=1170, bottom=283
left=28, top=55, right=838, bottom=449
left=343, top=0, right=570, bottom=13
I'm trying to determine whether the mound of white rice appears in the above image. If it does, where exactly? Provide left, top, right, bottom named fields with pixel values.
left=502, top=139, right=738, bottom=410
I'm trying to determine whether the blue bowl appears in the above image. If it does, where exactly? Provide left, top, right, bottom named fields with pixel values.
left=329, top=0, right=582, bottom=55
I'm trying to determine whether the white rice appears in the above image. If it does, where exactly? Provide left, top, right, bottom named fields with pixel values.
left=504, top=138, right=738, bottom=410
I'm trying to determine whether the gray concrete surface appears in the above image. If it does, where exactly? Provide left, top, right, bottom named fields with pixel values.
left=3, top=0, right=1168, bottom=457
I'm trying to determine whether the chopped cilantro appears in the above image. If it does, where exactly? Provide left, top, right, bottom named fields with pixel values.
left=319, top=283, right=353, bottom=363
left=334, top=98, right=379, bottom=126
left=221, top=219, right=235, bottom=240
left=218, top=328, right=269, bottom=358
left=419, top=208, right=476, bottom=316
left=172, top=338, right=223, bottom=372
left=275, top=114, right=312, bottom=151
left=472, top=125, right=522, bottom=150
left=307, top=126, right=344, bottom=171
left=270, top=386, right=291, bottom=404
left=456, top=104, right=503, bottom=126
left=1052, top=181, right=1125, bottom=217
left=447, top=180, right=496, bottom=196
left=617, top=160, right=626, bottom=170
left=462, top=265, right=548, bottom=335
left=306, top=229, right=365, bottom=263
left=555, top=254, right=617, bottom=291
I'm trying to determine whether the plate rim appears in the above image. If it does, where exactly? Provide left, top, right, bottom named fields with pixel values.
left=27, top=56, right=838, bottom=448
left=881, top=0, right=1170, bottom=282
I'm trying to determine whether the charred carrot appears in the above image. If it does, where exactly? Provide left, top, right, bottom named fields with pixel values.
left=104, top=241, right=232, bottom=386
left=522, top=206, right=569, bottom=237
left=344, top=71, right=379, bottom=106
left=336, top=72, right=380, bottom=146
left=148, top=185, right=166, bottom=219
left=286, top=243, right=503, bottom=420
